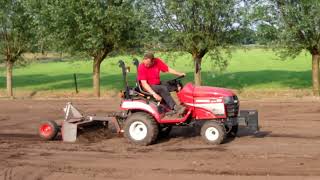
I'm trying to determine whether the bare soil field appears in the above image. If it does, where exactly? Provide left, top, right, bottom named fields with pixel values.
left=0, top=97, right=320, bottom=180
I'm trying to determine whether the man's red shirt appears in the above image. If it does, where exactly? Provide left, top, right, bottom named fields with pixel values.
left=137, top=58, right=168, bottom=85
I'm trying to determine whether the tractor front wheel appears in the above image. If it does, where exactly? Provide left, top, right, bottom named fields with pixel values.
left=124, top=112, right=159, bottom=146
left=201, top=121, right=226, bottom=144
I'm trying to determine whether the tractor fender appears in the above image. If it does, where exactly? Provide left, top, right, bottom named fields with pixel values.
left=120, top=100, right=161, bottom=121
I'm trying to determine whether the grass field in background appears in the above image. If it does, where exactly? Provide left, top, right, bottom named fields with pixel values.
left=0, top=48, right=312, bottom=94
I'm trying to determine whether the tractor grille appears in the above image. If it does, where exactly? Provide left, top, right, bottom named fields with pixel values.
left=225, top=96, right=239, bottom=117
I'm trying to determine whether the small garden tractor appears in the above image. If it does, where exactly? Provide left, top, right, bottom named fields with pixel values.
left=38, top=59, right=259, bottom=145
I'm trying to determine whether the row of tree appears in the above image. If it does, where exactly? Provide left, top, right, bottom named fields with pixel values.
left=1, top=0, right=320, bottom=96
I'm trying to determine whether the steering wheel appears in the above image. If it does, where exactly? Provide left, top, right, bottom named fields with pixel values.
left=166, top=75, right=185, bottom=87
left=170, top=75, right=185, bottom=81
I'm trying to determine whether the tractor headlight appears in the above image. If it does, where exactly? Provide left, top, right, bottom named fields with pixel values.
left=223, top=96, right=233, bottom=104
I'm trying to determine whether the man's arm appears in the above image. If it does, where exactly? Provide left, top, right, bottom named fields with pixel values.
left=140, top=80, right=162, bottom=101
left=168, top=68, right=186, bottom=76
left=157, top=58, right=185, bottom=76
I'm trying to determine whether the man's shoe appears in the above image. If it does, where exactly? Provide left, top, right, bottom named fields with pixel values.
left=163, top=105, right=186, bottom=119
left=164, top=110, right=179, bottom=119
left=174, top=105, right=186, bottom=115
left=164, top=110, right=177, bottom=116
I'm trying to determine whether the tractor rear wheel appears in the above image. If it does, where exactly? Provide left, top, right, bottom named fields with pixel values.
left=124, top=112, right=159, bottom=146
left=39, top=120, right=59, bottom=140
left=201, top=121, right=226, bottom=144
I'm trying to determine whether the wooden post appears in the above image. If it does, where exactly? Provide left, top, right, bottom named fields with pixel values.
left=73, top=73, right=78, bottom=94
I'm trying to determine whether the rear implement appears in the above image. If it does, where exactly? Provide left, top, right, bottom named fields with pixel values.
left=39, top=102, right=124, bottom=142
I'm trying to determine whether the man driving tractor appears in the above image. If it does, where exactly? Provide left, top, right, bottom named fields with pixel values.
left=138, top=52, right=186, bottom=116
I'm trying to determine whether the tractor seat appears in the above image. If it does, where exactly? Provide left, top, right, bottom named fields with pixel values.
left=134, top=81, right=153, bottom=97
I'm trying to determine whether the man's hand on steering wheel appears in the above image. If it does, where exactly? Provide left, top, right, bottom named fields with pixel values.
left=168, top=68, right=185, bottom=77
left=152, top=93, right=162, bottom=101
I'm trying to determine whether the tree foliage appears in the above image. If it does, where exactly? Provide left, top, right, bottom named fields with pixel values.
left=46, top=1, right=141, bottom=54
left=40, top=0, right=147, bottom=96
left=150, top=0, right=244, bottom=85
left=252, top=0, right=320, bottom=95
left=0, top=0, right=37, bottom=96
left=0, top=0, right=36, bottom=62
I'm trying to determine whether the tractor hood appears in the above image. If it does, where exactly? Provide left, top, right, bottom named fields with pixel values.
left=182, top=83, right=235, bottom=98
left=177, top=83, right=236, bottom=104
left=194, top=85, right=235, bottom=97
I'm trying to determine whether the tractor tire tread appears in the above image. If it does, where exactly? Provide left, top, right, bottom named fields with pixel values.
left=39, top=120, right=59, bottom=141
left=124, top=112, right=159, bottom=146
left=200, top=121, right=226, bottom=145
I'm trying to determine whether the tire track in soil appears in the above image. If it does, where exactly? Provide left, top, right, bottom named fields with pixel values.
left=0, top=133, right=40, bottom=140
left=0, top=165, right=53, bottom=180
left=266, top=133, right=320, bottom=140
left=165, top=146, right=227, bottom=152
left=46, top=165, right=119, bottom=178
left=152, top=168, right=320, bottom=176
left=0, top=116, right=10, bottom=122
left=1, top=143, right=117, bottom=155
left=4, top=161, right=129, bottom=179
left=3, top=168, right=13, bottom=180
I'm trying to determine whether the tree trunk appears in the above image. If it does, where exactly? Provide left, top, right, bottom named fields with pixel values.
left=40, top=40, right=45, bottom=55
left=91, top=46, right=112, bottom=97
left=193, top=56, right=202, bottom=86
left=312, top=54, right=319, bottom=96
left=93, top=59, right=101, bottom=97
left=6, top=61, right=13, bottom=97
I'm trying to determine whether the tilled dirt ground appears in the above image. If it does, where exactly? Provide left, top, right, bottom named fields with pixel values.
left=0, top=97, right=320, bottom=180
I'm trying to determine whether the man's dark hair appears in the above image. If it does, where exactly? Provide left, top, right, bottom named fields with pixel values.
left=143, top=52, right=154, bottom=60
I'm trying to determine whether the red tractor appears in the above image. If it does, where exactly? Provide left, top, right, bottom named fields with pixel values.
left=38, top=59, right=258, bottom=145
left=120, top=59, right=258, bottom=145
